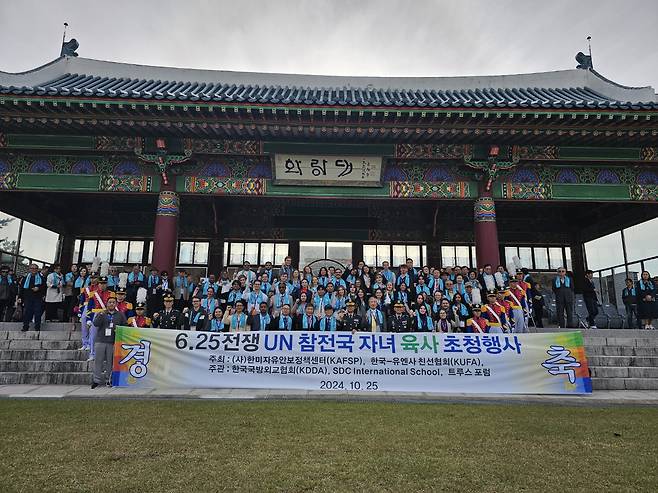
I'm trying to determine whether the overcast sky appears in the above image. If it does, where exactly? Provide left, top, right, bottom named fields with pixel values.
left=1, top=0, right=657, bottom=89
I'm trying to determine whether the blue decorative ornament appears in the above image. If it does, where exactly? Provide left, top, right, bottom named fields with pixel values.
left=30, top=160, right=54, bottom=173
left=637, top=171, right=658, bottom=185
left=71, top=160, right=96, bottom=174
left=510, top=168, right=539, bottom=183
left=596, top=169, right=620, bottom=184
left=423, top=166, right=454, bottom=182
left=556, top=169, right=578, bottom=184
left=114, top=161, right=141, bottom=175
left=382, top=166, right=408, bottom=181
left=247, top=163, right=273, bottom=178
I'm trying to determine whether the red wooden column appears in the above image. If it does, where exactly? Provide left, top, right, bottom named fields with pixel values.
left=474, top=188, right=500, bottom=268
left=151, top=181, right=179, bottom=273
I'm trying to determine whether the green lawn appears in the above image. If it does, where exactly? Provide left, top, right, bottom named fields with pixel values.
left=1, top=399, right=657, bottom=492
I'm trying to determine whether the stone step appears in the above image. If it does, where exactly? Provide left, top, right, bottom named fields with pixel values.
left=0, top=360, right=93, bottom=372
left=0, top=322, right=78, bottom=332
left=590, top=366, right=658, bottom=379
left=591, top=377, right=658, bottom=390
left=0, top=330, right=75, bottom=341
left=533, top=328, right=658, bottom=338
left=587, top=355, right=658, bottom=367
left=0, top=349, right=90, bottom=361
left=585, top=346, right=658, bottom=356
left=6, top=340, right=81, bottom=350
left=584, top=338, right=658, bottom=347
left=0, top=372, right=92, bottom=385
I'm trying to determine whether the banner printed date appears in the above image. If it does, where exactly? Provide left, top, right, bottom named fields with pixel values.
left=320, top=381, right=379, bottom=391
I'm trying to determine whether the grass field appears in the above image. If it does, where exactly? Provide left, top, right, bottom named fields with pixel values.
left=1, top=399, right=657, bottom=492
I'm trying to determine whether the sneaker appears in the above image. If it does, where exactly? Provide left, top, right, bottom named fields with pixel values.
left=106, top=382, right=112, bottom=387
left=90, top=382, right=99, bottom=389
left=78, top=346, right=86, bottom=351
left=86, top=356, right=95, bottom=362
left=590, top=325, right=598, bottom=330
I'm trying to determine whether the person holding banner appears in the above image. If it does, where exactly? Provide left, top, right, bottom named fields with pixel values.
left=365, top=296, right=387, bottom=332
left=152, top=291, right=185, bottom=330
left=183, top=296, right=208, bottom=331
left=271, top=304, right=294, bottom=331
left=90, top=293, right=126, bottom=389
left=126, top=302, right=152, bottom=328
left=222, top=300, right=251, bottom=331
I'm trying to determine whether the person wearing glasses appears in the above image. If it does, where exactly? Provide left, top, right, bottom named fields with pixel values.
left=552, top=267, right=575, bottom=328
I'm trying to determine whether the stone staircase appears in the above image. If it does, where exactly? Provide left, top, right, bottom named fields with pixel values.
left=0, top=322, right=92, bottom=385
left=1, top=323, right=657, bottom=390
left=531, top=328, right=658, bottom=390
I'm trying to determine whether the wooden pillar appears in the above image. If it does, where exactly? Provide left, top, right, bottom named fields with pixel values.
left=151, top=181, right=179, bottom=274
left=288, top=240, right=300, bottom=268
left=208, top=238, right=224, bottom=274
left=474, top=188, right=501, bottom=269
left=570, top=236, right=586, bottom=293
left=57, top=234, right=76, bottom=270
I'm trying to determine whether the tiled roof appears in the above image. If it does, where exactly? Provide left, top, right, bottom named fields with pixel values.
left=1, top=56, right=657, bottom=110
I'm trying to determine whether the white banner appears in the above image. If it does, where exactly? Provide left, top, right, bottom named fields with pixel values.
left=113, top=328, right=592, bottom=394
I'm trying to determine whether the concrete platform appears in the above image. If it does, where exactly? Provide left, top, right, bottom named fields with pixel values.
left=1, top=385, right=658, bottom=406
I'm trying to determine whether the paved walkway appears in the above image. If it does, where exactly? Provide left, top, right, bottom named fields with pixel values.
left=1, top=385, right=657, bottom=406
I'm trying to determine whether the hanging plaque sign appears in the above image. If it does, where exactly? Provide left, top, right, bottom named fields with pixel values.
left=273, top=154, right=383, bottom=187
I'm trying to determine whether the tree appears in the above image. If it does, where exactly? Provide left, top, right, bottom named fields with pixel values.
left=0, top=217, right=21, bottom=254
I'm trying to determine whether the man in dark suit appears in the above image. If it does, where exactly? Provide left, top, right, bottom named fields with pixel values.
left=552, top=267, right=575, bottom=328
left=248, top=302, right=271, bottom=331
left=17, top=264, right=46, bottom=331
left=270, top=303, right=294, bottom=331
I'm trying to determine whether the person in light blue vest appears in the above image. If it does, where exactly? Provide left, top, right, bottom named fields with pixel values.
left=552, top=267, right=574, bottom=328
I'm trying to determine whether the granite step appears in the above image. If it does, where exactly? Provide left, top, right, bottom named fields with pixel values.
left=584, top=346, right=658, bottom=356
left=0, top=349, right=90, bottom=361
left=0, top=330, right=75, bottom=341
left=7, top=340, right=81, bottom=350
left=0, top=360, right=93, bottom=372
left=0, top=372, right=92, bottom=385
left=590, top=366, right=658, bottom=379
left=0, top=322, right=78, bottom=332
left=587, top=355, right=658, bottom=367
left=591, top=377, right=658, bottom=390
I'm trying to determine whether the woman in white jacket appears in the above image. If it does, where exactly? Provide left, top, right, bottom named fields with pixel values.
left=45, top=264, right=65, bottom=322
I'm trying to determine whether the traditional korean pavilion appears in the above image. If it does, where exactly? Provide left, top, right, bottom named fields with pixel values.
left=1, top=46, right=657, bottom=289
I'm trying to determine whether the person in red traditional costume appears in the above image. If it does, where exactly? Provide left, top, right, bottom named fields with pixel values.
left=115, top=288, right=134, bottom=318
left=482, top=289, right=509, bottom=334
left=126, top=302, right=152, bottom=328
left=466, top=304, right=489, bottom=333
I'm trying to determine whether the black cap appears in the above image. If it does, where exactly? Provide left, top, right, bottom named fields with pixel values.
left=135, top=302, right=146, bottom=309
left=472, top=304, right=482, bottom=311
left=98, top=276, right=108, bottom=283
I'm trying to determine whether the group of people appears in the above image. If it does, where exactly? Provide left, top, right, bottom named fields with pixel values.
left=5, top=256, right=657, bottom=388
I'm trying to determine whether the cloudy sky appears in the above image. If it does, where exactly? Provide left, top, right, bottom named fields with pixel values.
left=1, top=0, right=657, bottom=89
